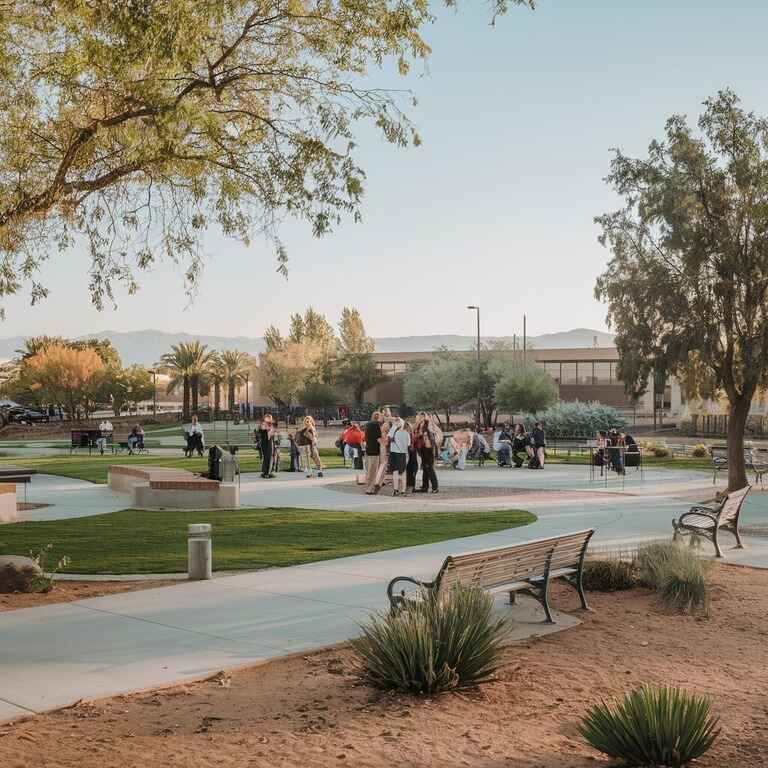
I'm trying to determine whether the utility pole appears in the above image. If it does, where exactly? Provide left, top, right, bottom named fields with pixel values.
left=523, top=314, right=527, bottom=365
left=467, top=306, right=481, bottom=428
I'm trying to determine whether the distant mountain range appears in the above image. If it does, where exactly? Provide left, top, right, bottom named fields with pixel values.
left=0, top=327, right=614, bottom=366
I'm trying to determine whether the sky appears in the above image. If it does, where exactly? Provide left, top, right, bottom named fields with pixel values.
left=4, top=0, right=768, bottom=340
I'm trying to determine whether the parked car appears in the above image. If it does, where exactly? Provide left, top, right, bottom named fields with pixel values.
left=5, top=406, right=49, bottom=425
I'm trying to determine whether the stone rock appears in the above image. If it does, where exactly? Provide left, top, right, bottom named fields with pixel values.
left=0, top=555, right=42, bottom=593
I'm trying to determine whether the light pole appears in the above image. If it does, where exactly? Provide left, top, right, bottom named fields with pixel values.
left=467, top=306, right=481, bottom=428
left=149, top=369, right=158, bottom=417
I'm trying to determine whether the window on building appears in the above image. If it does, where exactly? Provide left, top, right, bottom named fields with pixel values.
left=561, top=362, right=578, bottom=384
left=593, top=362, right=611, bottom=384
left=544, top=362, right=561, bottom=381
left=577, top=362, right=593, bottom=384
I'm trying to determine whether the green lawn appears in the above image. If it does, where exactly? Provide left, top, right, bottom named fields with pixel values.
left=0, top=508, right=536, bottom=574
left=0, top=450, right=347, bottom=484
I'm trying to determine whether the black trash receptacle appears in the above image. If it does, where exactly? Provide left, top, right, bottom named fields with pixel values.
left=208, top=445, right=223, bottom=481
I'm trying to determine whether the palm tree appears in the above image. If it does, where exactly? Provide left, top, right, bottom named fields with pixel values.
left=220, top=350, right=253, bottom=412
left=159, top=341, right=215, bottom=420
left=208, top=354, right=225, bottom=416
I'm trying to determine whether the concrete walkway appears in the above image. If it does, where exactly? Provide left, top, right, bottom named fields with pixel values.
left=3, top=464, right=768, bottom=723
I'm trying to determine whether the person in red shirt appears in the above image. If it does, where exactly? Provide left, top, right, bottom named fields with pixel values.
left=341, top=422, right=364, bottom=467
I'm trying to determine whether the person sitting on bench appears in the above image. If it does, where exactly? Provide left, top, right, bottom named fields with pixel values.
left=511, top=423, right=529, bottom=468
left=127, top=424, right=145, bottom=454
left=184, top=415, right=205, bottom=457
left=493, top=424, right=513, bottom=466
left=97, top=418, right=113, bottom=455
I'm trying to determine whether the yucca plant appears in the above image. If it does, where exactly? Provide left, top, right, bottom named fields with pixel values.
left=351, top=586, right=508, bottom=695
left=579, top=684, right=720, bottom=767
left=637, top=541, right=683, bottom=589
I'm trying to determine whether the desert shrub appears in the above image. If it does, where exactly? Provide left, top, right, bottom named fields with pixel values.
left=583, top=559, right=637, bottom=591
left=651, top=444, right=670, bottom=458
left=518, top=401, right=627, bottom=437
left=637, top=541, right=712, bottom=615
left=579, top=684, right=720, bottom=767
left=0, top=563, right=37, bottom=593
left=691, top=443, right=708, bottom=458
left=352, top=586, right=508, bottom=695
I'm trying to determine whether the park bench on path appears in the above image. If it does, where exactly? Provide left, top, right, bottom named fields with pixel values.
left=387, top=529, right=595, bottom=624
left=672, top=484, right=750, bottom=558
left=711, top=446, right=768, bottom=486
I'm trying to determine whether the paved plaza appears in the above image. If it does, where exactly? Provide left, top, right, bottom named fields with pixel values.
left=2, top=462, right=767, bottom=723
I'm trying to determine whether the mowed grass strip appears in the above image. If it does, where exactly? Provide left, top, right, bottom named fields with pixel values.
left=0, top=508, right=536, bottom=574
left=0, top=450, right=347, bottom=484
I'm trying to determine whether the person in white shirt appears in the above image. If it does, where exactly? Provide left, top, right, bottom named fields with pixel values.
left=387, top=417, right=411, bottom=496
left=184, top=415, right=205, bottom=457
left=97, top=419, right=113, bottom=455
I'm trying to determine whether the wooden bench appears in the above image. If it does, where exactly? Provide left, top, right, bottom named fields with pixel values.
left=387, top=529, right=595, bottom=624
left=672, top=484, right=750, bottom=557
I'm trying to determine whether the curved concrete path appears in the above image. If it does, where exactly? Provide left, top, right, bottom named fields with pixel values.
left=2, top=464, right=768, bottom=724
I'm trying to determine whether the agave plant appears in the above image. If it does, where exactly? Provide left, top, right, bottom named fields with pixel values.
left=579, top=684, right=720, bottom=767
left=351, top=586, right=508, bottom=695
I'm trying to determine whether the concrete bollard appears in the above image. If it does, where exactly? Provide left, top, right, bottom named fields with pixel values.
left=188, top=523, right=212, bottom=580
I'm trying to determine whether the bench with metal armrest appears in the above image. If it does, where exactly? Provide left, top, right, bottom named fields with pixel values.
left=387, top=529, right=595, bottom=624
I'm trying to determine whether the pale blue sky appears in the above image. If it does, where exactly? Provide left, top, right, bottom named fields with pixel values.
left=5, top=0, right=768, bottom=340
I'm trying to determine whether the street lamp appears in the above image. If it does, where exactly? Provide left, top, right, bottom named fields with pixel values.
left=148, top=369, right=158, bottom=417
left=467, top=306, right=481, bottom=428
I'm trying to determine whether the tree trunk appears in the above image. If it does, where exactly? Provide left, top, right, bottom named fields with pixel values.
left=214, top=382, right=221, bottom=415
left=445, top=410, right=451, bottom=429
left=191, top=376, right=199, bottom=415
left=183, top=376, right=191, bottom=421
left=228, top=378, right=236, bottom=412
left=727, top=393, right=751, bottom=491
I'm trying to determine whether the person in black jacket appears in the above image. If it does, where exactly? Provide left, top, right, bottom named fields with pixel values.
left=258, top=414, right=276, bottom=478
left=530, top=421, right=546, bottom=469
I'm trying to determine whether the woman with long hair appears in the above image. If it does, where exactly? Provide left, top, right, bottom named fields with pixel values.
left=413, top=411, right=439, bottom=493
left=258, top=414, right=276, bottom=478
left=297, top=415, right=324, bottom=478
left=372, top=407, right=393, bottom=493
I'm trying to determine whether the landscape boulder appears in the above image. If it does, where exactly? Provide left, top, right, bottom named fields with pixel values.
left=0, top=555, right=42, bottom=593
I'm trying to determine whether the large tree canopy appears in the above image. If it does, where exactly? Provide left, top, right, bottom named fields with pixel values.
left=595, top=89, right=768, bottom=489
left=0, top=0, right=532, bottom=313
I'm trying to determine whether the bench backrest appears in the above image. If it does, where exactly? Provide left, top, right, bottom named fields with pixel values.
left=434, top=530, right=594, bottom=597
left=719, top=485, right=750, bottom=525
left=711, top=446, right=728, bottom=467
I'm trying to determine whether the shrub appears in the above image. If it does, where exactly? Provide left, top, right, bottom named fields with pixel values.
left=351, top=586, right=508, bottom=695
left=583, top=559, right=637, bottom=591
left=637, top=541, right=712, bottom=615
left=0, top=563, right=37, bottom=593
left=579, top=684, right=720, bottom=767
left=518, top=401, right=627, bottom=438
left=691, top=443, right=708, bottom=458
left=651, top=444, right=670, bottom=458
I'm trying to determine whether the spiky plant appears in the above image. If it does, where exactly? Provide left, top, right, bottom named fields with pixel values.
left=583, top=558, right=637, bottom=592
left=637, top=541, right=712, bottom=615
left=352, top=586, right=508, bottom=695
left=579, top=684, right=720, bottom=767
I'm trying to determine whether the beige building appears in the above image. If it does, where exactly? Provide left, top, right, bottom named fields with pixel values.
left=365, top=347, right=683, bottom=415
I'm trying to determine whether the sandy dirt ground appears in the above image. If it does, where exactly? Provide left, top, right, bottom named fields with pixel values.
left=2, top=565, right=767, bottom=767
left=0, top=580, right=176, bottom=612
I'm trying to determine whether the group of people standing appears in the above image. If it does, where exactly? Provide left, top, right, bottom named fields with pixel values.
left=492, top=422, right=547, bottom=469
left=254, top=414, right=324, bottom=479
left=361, top=409, right=441, bottom=496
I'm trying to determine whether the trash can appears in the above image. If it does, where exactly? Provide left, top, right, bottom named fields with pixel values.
left=188, top=523, right=212, bottom=580
left=207, top=445, right=223, bottom=481
left=220, top=451, right=237, bottom=483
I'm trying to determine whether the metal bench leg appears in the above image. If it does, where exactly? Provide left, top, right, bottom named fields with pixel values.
left=712, top=528, right=724, bottom=558
left=732, top=526, right=745, bottom=550
left=508, top=591, right=517, bottom=605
